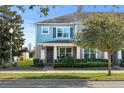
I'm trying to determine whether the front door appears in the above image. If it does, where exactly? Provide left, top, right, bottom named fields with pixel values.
left=47, top=47, right=53, bottom=63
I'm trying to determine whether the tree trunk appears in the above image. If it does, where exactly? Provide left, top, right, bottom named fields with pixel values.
left=108, top=51, right=112, bottom=76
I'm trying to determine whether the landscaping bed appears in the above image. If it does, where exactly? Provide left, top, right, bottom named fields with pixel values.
left=54, top=56, right=110, bottom=69
left=54, top=62, right=108, bottom=68
left=54, top=67, right=117, bottom=70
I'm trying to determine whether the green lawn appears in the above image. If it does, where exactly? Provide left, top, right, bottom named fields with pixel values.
left=5, top=59, right=43, bottom=70
left=0, top=73, right=124, bottom=80
left=54, top=67, right=118, bottom=70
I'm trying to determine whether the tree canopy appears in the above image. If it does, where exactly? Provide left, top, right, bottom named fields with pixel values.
left=74, top=13, right=124, bottom=75
left=0, top=6, right=24, bottom=63
left=74, top=13, right=124, bottom=52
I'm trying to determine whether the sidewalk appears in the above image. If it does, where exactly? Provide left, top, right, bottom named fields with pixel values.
left=0, top=70, right=124, bottom=73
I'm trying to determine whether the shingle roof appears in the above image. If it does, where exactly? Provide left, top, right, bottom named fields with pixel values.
left=43, top=40, right=72, bottom=43
left=36, top=12, right=124, bottom=24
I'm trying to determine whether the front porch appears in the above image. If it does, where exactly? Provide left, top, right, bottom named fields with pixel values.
left=40, top=43, right=81, bottom=64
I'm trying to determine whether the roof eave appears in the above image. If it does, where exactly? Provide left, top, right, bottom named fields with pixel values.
left=35, top=22, right=81, bottom=25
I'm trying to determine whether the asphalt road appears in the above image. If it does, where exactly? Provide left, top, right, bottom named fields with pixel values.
left=0, top=79, right=124, bottom=88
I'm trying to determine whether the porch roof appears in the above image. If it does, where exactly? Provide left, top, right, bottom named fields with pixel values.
left=43, top=40, right=73, bottom=43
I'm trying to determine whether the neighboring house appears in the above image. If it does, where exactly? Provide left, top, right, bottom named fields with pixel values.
left=20, top=47, right=29, bottom=60
left=35, top=12, right=122, bottom=64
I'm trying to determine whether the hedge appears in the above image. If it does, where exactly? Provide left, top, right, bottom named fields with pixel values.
left=33, top=59, right=44, bottom=67
left=54, top=62, right=108, bottom=68
left=75, top=59, right=108, bottom=63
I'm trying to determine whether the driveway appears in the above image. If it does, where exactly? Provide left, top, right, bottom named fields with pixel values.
left=0, top=79, right=124, bottom=88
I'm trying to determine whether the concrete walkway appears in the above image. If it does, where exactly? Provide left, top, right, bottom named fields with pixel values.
left=0, top=70, right=124, bottom=73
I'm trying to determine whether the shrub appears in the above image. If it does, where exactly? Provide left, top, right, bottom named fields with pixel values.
left=33, top=59, right=44, bottom=67
left=120, top=61, right=124, bottom=67
left=75, top=59, right=108, bottom=63
left=64, top=56, right=75, bottom=67
left=74, top=62, right=107, bottom=68
left=54, top=62, right=107, bottom=68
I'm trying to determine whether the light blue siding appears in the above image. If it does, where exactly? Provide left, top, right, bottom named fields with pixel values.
left=36, top=25, right=74, bottom=43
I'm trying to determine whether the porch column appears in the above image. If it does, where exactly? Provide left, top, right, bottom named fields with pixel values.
left=82, top=48, right=84, bottom=59
left=96, top=49, right=98, bottom=59
left=76, top=47, right=81, bottom=59
left=54, top=46, right=57, bottom=60
left=41, top=48, right=45, bottom=60
left=104, top=52, right=108, bottom=59
left=118, top=51, right=122, bottom=59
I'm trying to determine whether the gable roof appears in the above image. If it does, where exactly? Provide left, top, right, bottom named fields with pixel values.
left=36, top=12, right=124, bottom=24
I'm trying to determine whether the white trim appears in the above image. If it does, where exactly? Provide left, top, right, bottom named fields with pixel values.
left=54, top=46, right=57, bottom=60
left=41, top=26, right=50, bottom=35
left=89, top=49, right=91, bottom=59
left=76, top=47, right=81, bottom=59
left=104, top=52, right=108, bottom=59
left=37, top=43, right=76, bottom=46
left=35, top=24, right=37, bottom=58
left=41, top=48, right=45, bottom=60
left=56, top=26, right=70, bottom=38
left=118, top=51, right=122, bottom=59
left=82, top=48, right=84, bottom=59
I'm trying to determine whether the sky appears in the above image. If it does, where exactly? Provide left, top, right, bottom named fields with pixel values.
left=15, top=5, right=124, bottom=50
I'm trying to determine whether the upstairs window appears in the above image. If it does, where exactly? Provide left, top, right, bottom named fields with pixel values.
left=57, top=28, right=63, bottom=37
left=41, top=26, right=49, bottom=35
left=56, top=27, right=70, bottom=38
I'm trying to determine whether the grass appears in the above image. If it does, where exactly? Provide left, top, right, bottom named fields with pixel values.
left=5, top=59, right=43, bottom=70
left=54, top=67, right=118, bottom=70
left=0, top=73, right=124, bottom=80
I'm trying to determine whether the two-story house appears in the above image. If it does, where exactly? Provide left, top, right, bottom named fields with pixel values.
left=35, top=13, right=122, bottom=64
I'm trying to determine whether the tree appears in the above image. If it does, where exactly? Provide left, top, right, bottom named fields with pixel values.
left=0, top=5, right=120, bottom=17
left=74, top=13, right=124, bottom=76
left=0, top=6, right=24, bottom=66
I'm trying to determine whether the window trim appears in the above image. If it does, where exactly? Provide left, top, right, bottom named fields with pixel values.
left=56, top=26, right=70, bottom=38
left=58, top=47, right=73, bottom=58
left=41, top=26, right=50, bottom=35
left=84, top=48, right=97, bottom=59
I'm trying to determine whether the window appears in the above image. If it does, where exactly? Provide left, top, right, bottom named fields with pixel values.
left=91, top=49, right=96, bottom=59
left=84, top=48, right=90, bottom=59
left=66, top=48, right=72, bottom=56
left=57, top=28, right=63, bottom=37
left=59, top=47, right=72, bottom=58
left=63, top=28, right=69, bottom=37
left=56, top=27, right=70, bottom=38
left=60, top=48, right=66, bottom=58
left=84, top=48, right=96, bottom=59
left=41, top=27, right=49, bottom=35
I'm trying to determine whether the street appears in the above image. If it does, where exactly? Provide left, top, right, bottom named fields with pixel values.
left=0, top=79, right=124, bottom=88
